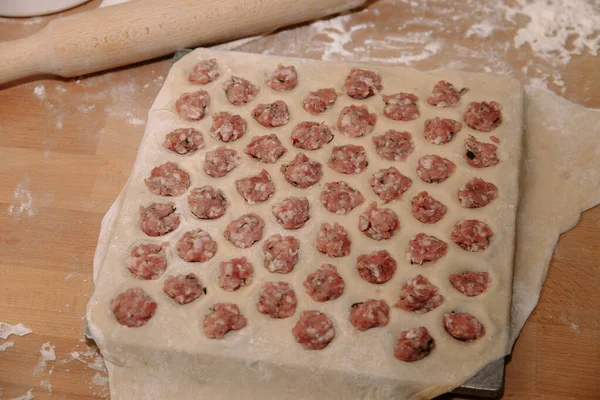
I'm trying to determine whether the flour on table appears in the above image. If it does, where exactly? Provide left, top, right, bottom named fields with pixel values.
left=39, top=380, right=52, bottom=395
left=33, top=342, right=56, bottom=377
left=0, top=341, right=15, bottom=352
left=0, top=322, right=32, bottom=339
left=92, top=373, right=109, bottom=386
left=8, top=389, right=34, bottom=400
left=33, top=85, right=46, bottom=100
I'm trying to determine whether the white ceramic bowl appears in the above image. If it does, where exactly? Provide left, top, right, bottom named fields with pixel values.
left=0, top=0, right=90, bottom=17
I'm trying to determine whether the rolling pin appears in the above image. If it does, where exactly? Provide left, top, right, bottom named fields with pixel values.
left=0, top=0, right=366, bottom=85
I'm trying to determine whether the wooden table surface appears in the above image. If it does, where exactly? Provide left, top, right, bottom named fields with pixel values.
left=0, top=1, right=598, bottom=399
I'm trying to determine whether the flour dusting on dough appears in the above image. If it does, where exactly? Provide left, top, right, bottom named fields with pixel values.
left=0, top=341, right=15, bottom=352
left=7, top=178, right=36, bottom=219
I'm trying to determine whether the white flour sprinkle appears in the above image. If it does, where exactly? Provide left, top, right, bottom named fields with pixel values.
left=33, top=342, right=56, bottom=377
left=0, top=322, right=32, bottom=339
left=0, top=341, right=15, bottom=352
left=39, top=380, right=52, bottom=395
left=33, top=85, right=46, bottom=100
left=77, top=104, right=96, bottom=113
left=7, top=178, right=35, bottom=219
left=465, top=21, right=495, bottom=38
left=9, top=389, right=34, bottom=400
left=128, top=117, right=146, bottom=126
left=92, top=373, right=109, bottom=386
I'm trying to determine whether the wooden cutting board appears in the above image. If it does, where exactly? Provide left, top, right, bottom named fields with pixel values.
left=0, top=1, right=598, bottom=399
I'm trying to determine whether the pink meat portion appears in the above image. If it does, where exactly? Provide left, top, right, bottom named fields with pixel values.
left=162, top=128, right=204, bottom=155
left=204, top=146, right=241, bottom=178
left=251, top=100, right=290, bottom=127
left=382, top=92, right=419, bottom=121
left=262, top=234, right=300, bottom=274
left=257, top=281, right=297, bottom=319
left=358, top=202, right=400, bottom=241
left=328, top=145, right=368, bottom=175
left=303, top=263, right=345, bottom=302
left=188, top=58, right=219, bottom=84
left=210, top=112, right=246, bottom=142
left=175, top=90, right=210, bottom=121
left=416, top=155, right=456, bottom=183
left=224, top=76, right=259, bottom=105
left=188, top=186, right=228, bottom=220
left=368, top=167, right=412, bottom=203
left=139, top=202, right=180, bottom=236
left=280, top=153, right=323, bottom=189
left=292, top=310, right=335, bottom=350
left=176, top=229, right=217, bottom=262
left=316, top=222, right=351, bottom=257
left=458, top=177, right=498, bottom=208
left=349, top=299, right=390, bottom=331
left=394, top=327, right=436, bottom=362
left=302, top=88, right=337, bottom=115
left=126, top=243, right=167, bottom=280
left=464, top=136, right=500, bottom=168
left=223, top=213, right=265, bottom=248
left=372, top=130, right=414, bottom=161
left=203, top=303, right=247, bottom=339
left=111, top=288, right=157, bottom=328
left=395, top=275, right=445, bottom=313
left=267, top=64, right=298, bottom=91
left=406, top=233, right=448, bottom=265
left=244, top=134, right=287, bottom=163
left=342, top=68, right=382, bottom=99
left=427, top=80, right=467, bottom=108
left=219, top=257, right=254, bottom=291
left=450, top=220, right=494, bottom=252
left=411, top=191, right=447, bottom=224
left=320, top=181, right=365, bottom=214
left=423, top=117, right=462, bottom=145
left=163, top=273, right=204, bottom=305
left=463, top=101, right=502, bottom=132
left=235, top=169, right=275, bottom=204
left=356, top=250, right=397, bottom=284
left=291, top=121, right=334, bottom=151
left=449, top=271, right=490, bottom=296
left=337, top=105, right=377, bottom=138
left=272, top=197, right=310, bottom=230
left=443, top=312, right=485, bottom=342
left=145, top=161, right=190, bottom=197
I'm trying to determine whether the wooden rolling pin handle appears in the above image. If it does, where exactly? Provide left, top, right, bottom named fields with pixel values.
left=0, top=0, right=366, bottom=85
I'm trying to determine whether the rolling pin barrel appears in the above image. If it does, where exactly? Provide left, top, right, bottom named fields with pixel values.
left=0, top=0, right=366, bottom=84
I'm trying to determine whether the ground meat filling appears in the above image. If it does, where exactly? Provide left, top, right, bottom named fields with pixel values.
left=204, top=146, right=241, bottom=178
left=443, top=312, right=485, bottom=342
left=223, top=213, right=265, bottom=248
left=349, top=300, right=390, bottom=331
left=235, top=169, right=276, bottom=204
left=372, top=130, right=414, bottom=161
left=244, top=134, right=287, bottom=163
left=449, top=272, right=490, bottom=296
left=464, top=136, right=500, bottom=168
left=411, top=191, right=448, bottom=224
left=458, top=177, right=499, bottom=208
left=163, top=273, right=204, bottom=305
left=112, top=288, right=157, bottom=328
left=126, top=243, right=167, bottom=280
left=188, top=58, right=219, bottom=84
left=382, top=93, right=420, bottom=121
left=188, top=186, right=228, bottom=220
left=292, top=310, right=335, bottom=350
left=175, top=90, right=210, bottom=121
left=320, top=181, right=365, bottom=214
left=139, top=202, right=180, bottom=236
left=267, top=64, right=298, bottom=91
left=394, top=327, right=436, bottom=362
left=262, top=234, right=300, bottom=274
left=280, top=153, right=323, bottom=188
left=464, top=101, right=502, bottom=132
left=416, top=155, right=456, bottom=183
left=316, top=222, right=351, bottom=257
left=210, top=112, right=246, bottom=142
left=303, top=264, right=345, bottom=302
left=272, top=197, right=310, bottom=230
left=291, top=121, right=334, bottom=150
left=342, top=68, right=382, bottom=99
left=368, top=167, right=413, bottom=203
left=252, top=100, right=290, bottom=127
left=450, top=220, right=494, bottom=252
left=358, top=202, right=400, bottom=241
left=302, top=88, right=337, bottom=115
left=337, top=105, right=377, bottom=138
left=395, top=275, right=445, bottom=313
left=203, top=303, right=247, bottom=339
left=424, top=117, right=463, bottom=145
left=219, top=257, right=254, bottom=291
left=328, top=144, right=368, bottom=174
left=356, top=250, right=397, bottom=284
left=162, top=128, right=205, bottom=155
left=427, top=80, right=468, bottom=108
left=145, top=161, right=190, bottom=197
left=257, top=282, right=297, bottom=319
left=224, top=76, right=259, bottom=105
left=406, top=233, right=449, bottom=265
left=176, top=229, right=217, bottom=262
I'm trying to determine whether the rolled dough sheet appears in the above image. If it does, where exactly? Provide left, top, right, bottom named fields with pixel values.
left=87, top=49, right=523, bottom=399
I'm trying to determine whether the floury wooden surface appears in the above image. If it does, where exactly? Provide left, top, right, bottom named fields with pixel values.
left=0, top=0, right=598, bottom=398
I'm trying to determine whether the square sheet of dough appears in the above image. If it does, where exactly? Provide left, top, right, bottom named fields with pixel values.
left=87, top=48, right=523, bottom=400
